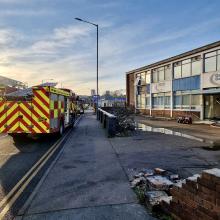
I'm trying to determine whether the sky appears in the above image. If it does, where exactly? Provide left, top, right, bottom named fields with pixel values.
left=0, top=0, right=220, bottom=95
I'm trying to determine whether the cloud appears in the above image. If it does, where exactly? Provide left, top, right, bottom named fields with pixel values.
left=0, top=9, right=55, bottom=17
left=0, top=29, right=22, bottom=45
left=30, top=25, right=91, bottom=54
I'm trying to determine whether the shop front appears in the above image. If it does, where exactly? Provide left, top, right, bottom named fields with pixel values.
left=204, top=93, right=220, bottom=119
left=202, top=72, right=220, bottom=120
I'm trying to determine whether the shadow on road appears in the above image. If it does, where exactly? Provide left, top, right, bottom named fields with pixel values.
left=0, top=133, right=61, bottom=219
left=11, top=134, right=59, bottom=153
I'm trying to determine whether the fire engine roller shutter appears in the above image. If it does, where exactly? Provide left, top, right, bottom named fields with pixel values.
left=49, top=93, right=65, bottom=131
left=50, top=93, right=58, bottom=131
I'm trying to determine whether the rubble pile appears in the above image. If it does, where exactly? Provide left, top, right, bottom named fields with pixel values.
left=129, top=167, right=177, bottom=212
left=130, top=167, right=220, bottom=219
left=162, top=168, right=220, bottom=220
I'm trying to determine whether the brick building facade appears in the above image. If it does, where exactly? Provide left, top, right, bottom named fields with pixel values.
left=126, top=41, right=220, bottom=120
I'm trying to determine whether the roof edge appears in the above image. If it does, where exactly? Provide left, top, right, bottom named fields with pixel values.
left=126, top=40, right=220, bottom=74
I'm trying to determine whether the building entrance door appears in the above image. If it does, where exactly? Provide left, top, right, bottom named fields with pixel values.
left=204, top=94, right=220, bottom=120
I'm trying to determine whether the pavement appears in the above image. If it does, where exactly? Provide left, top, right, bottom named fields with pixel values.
left=17, top=112, right=156, bottom=220
left=135, top=115, right=220, bottom=144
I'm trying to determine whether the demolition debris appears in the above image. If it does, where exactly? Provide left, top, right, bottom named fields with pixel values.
left=129, top=167, right=220, bottom=220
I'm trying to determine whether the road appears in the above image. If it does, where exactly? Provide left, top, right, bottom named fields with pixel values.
left=0, top=130, right=71, bottom=220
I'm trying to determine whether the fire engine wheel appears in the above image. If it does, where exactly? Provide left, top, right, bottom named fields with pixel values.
left=59, top=121, right=64, bottom=136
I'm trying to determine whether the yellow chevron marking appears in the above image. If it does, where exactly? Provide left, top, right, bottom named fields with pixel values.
left=32, top=103, right=49, bottom=120
left=19, top=122, right=28, bottom=132
left=31, top=113, right=48, bottom=132
left=8, top=122, right=19, bottom=133
left=0, top=103, right=17, bottom=124
left=36, top=90, right=49, bottom=104
left=33, top=125, right=41, bottom=133
left=20, top=103, right=32, bottom=116
left=5, top=113, right=19, bottom=130
left=0, top=126, right=5, bottom=132
left=33, top=96, right=49, bottom=115
left=20, top=102, right=49, bottom=133
left=0, top=104, right=5, bottom=113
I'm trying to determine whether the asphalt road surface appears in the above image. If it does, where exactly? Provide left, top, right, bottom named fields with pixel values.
left=0, top=132, right=68, bottom=220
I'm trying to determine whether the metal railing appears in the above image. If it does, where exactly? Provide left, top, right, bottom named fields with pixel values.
left=97, top=108, right=117, bottom=137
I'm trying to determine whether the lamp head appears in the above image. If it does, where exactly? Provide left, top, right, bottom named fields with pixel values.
left=75, top=18, right=82, bottom=21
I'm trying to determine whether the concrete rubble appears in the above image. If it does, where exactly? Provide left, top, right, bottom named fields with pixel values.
left=146, top=176, right=173, bottom=190
left=145, top=191, right=171, bottom=206
left=129, top=167, right=177, bottom=210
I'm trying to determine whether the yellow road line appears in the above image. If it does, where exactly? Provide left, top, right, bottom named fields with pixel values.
left=0, top=134, right=63, bottom=209
left=0, top=130, right=71, bottom=219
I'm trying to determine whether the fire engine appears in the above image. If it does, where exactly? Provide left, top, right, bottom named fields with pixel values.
left=0, top=84, right=77, bottom=136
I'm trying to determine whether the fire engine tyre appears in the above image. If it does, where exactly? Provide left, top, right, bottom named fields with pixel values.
left=59, top=121, right=64, bottom=136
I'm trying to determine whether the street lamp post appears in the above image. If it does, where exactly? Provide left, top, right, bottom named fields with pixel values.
left=75, top=18, right=99, bottom=111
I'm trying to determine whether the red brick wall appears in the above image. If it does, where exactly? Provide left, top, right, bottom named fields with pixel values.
left=162, top=169, right=220, bottom=220
left=139, top=109, right=150, bottom=115
left=151, top=109, right=171, bottom=117
left=137, top=109, right=201, bottom=120
left=126, top=73, right=135, bottom=108
left=172, top=110, right=200, bottom=120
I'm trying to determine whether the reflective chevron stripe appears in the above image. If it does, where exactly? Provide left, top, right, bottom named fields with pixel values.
left=0, top=87, right=51, bottom=133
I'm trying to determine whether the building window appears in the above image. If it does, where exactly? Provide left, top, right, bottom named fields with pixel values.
left=152, top=65, right=171, bottom=82
left=192, top=56, right=201, bottom=75
left=191, top=94, right=200, bottom=106
left=164, top=92, right=171, bottom=109
left=182, top=94, right=190, bottom=109
left=140, top=86, right=145, bottom=95
left=218, top=50, right=220, bottom=70
left=152, top=94, right=158, bottom=108
left=145, top=70, right=151, bottom=84
left=174, top=93, right=181, bottom=109
left=158, top=93, right=164, bottom=106
left=146, top=84, right=150, bottom=94
left=164, top=65, right=171, bottom=80
left=152, top=69, right=158, bottom=83
left=174, top=62, right=182, bottom=79
left=152, top=93, right=167, bottom=109
left=136, top=95, right=141, bottom=108
left=158, top=67, right=165, bottom=82
left=136, top=74, right=141, bottom=86
left=173, top=92, right=200, bottom=109
left=141, top=94, right=145, bottom=108
left=140, top=72, right=145, bottom=85
left=204, top=51, right=217, bottom=72
left=136, top=86, right=141, bottom=95
left=182, top=59, right=191, bottom=78
left=146, top=95, right=150, bottom=107
left=174, top=55, right=201, bottom=78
